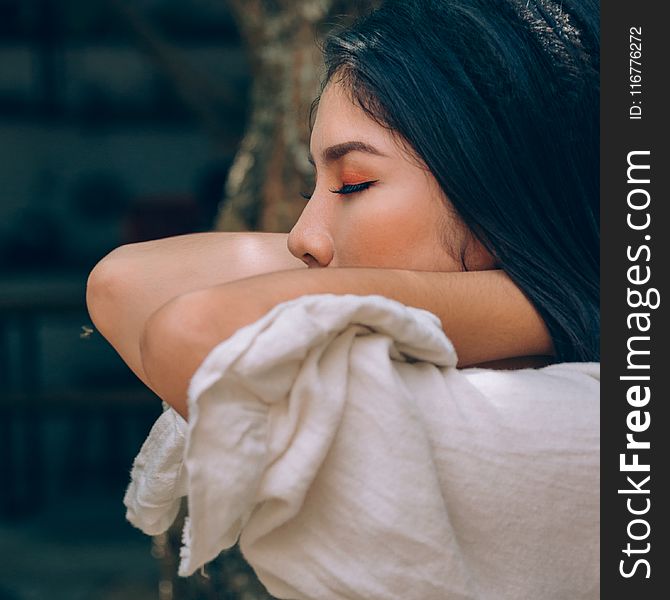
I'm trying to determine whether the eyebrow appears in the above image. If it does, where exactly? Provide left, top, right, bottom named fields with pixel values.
left=308, top=140, right=387, bottom=165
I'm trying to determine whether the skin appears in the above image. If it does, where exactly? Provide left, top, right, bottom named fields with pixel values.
left=288, top=81, right=494, bottom=272
left=86, top=232, right=304, bottom=390
left=126, top=81, right=552, bottom=417
left=87, top=235, right=551, bottom=405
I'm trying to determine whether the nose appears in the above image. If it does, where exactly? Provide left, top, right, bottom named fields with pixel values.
left=287, top=197, right=334, bottom=268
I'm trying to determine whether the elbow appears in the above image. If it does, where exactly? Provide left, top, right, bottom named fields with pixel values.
left=86, top=244, right=140, bottom=338
left=87, top=248, right=122, bottom=335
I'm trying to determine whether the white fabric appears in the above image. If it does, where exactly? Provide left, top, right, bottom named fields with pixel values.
left=124, top=293, right=599, bottom=600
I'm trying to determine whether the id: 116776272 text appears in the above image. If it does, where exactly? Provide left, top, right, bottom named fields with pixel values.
left=629, top=26, right=643, bottom=120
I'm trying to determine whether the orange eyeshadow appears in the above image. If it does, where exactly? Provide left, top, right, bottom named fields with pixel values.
left=340, top=170, right=373, bottom=184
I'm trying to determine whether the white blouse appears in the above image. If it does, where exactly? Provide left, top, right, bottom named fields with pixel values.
left=124, top=293, right=599, bottom=600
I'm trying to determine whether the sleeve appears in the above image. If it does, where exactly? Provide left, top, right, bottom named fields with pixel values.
left=124, top=404, right=189, bottom=535
left=123, top=293, right=599, bottom=600
left=125, top=293, right=467, bottom=599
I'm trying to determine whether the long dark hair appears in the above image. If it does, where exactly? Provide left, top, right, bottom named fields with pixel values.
left=321, top=0, right=599, bottom=362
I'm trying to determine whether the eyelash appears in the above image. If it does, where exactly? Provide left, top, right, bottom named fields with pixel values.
left=300, top=180, right=378, bottom=200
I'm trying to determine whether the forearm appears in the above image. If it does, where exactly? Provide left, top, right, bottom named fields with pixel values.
left=86, top=232, right=304, bottom=389
left=141, top=267, right=552, bottom=416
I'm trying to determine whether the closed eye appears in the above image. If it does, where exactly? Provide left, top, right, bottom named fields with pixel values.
left=300, top=180, right=378, bottom=201
left=330, top=180, right=378, bottom=195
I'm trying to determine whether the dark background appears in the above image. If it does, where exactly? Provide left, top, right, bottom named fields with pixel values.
left=0, top=0, right=251, bottom=598
left=0, top=0, right=373, bottom=596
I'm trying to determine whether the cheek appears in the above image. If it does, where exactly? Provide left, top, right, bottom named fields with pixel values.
left=330, top=190, right=461, bottom=270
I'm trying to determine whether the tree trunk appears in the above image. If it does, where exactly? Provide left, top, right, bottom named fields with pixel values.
left=216, top=0, right=376, bottom=233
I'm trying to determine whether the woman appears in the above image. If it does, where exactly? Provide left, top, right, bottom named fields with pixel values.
left=88, top=0, right=599, bottom=597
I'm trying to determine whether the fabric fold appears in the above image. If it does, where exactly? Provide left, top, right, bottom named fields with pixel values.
left=124, top=293, right=599, bottom=600
left=124, top=405, right=188, bottom=535
left=181, top=294, right=457, bottom=580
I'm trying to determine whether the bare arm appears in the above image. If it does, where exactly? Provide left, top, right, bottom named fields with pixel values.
left=86, top=232, right=305, bottom=391
left=140, top=266, right=552, bottom=417
left=87, top=232, right=552, bottom=411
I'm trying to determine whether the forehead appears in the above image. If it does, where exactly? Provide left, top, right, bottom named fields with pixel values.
left=311, top=81, right=395, bottom=154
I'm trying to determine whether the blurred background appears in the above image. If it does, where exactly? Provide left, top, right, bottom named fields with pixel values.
left=0, top=1, right=373, bottom=598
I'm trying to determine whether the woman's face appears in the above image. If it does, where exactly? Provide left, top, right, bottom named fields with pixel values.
left=287, top=80, right=494, bottom=271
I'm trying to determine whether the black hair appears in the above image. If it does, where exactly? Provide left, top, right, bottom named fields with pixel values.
left=321, top=0, right=599, bottom=362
